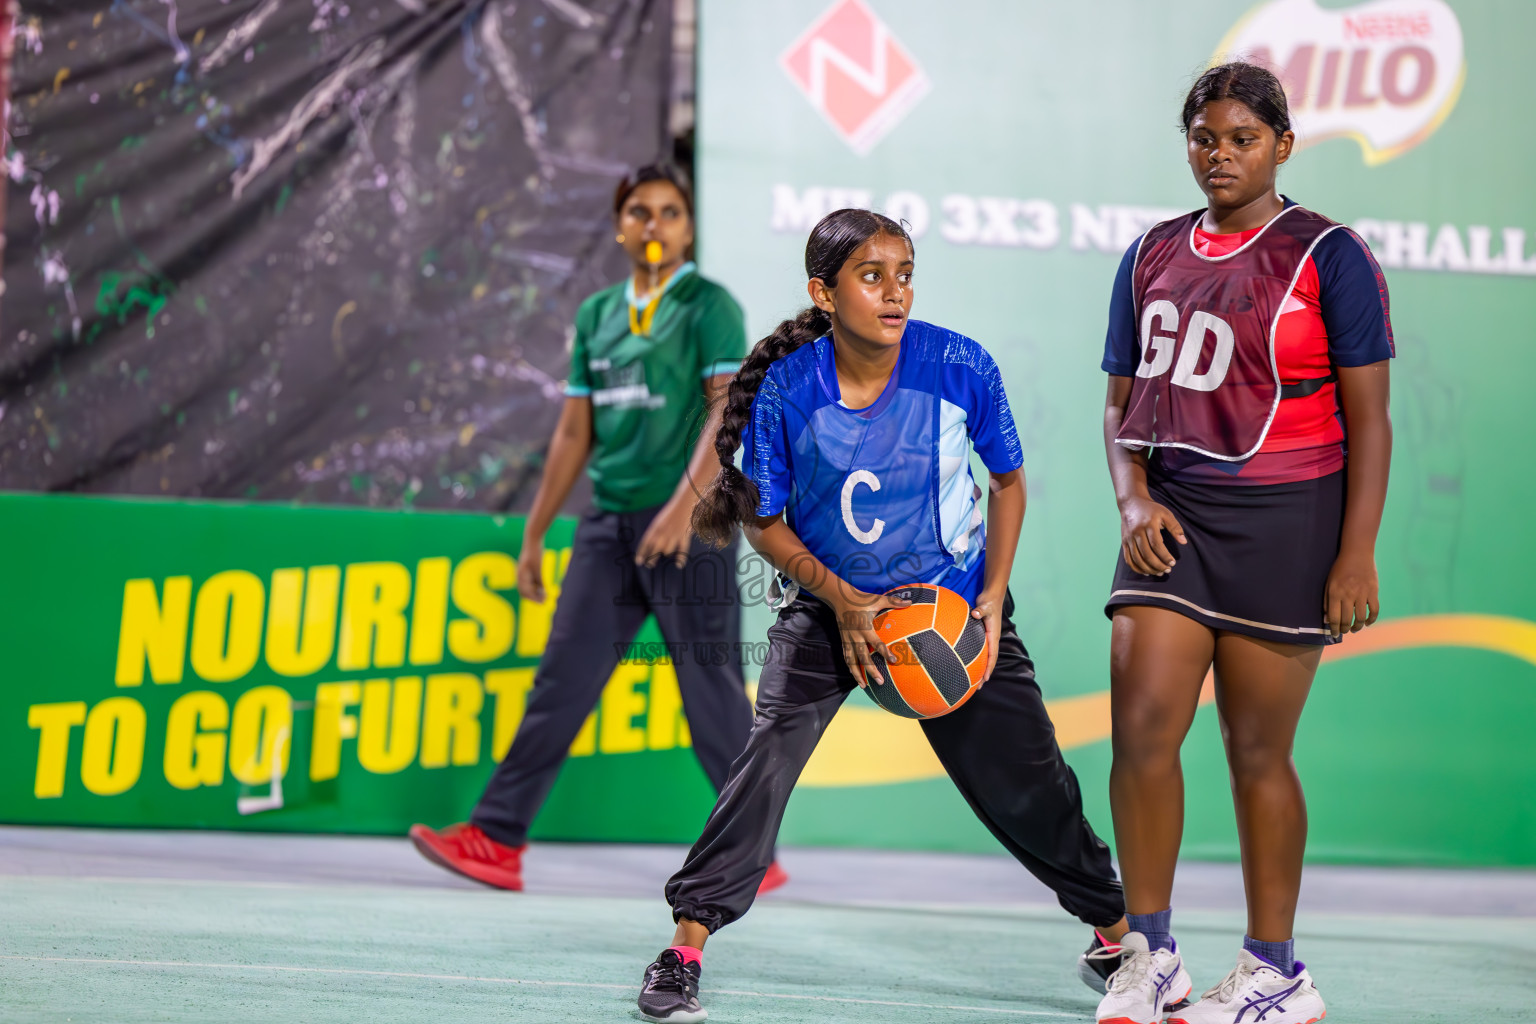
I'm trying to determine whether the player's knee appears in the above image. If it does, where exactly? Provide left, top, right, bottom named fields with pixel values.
left=1224, top=739, right=1295, bottom=783
left=1112, top=741, right=1181, bottom=775
left=1110, top=710, right=1183, bottom=770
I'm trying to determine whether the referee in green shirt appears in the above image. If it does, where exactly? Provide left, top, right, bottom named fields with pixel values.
left=410, top=166, right=782, bottom=894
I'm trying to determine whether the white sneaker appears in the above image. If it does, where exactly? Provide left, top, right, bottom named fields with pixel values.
left=1168, top=950, right=1326, bottom=1024
left=1095, top=931, right=1194, bottom=1024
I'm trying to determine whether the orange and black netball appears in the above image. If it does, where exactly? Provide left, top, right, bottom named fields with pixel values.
left=867, top=584, right=988, bottom=719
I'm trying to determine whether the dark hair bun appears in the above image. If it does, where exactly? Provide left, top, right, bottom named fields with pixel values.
left=1182, top=61, right=1292, bottom=138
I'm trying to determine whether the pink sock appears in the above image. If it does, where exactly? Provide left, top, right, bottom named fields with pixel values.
left=1096, top=931, right=1119, bottom=948
left=668, top=945, right=703, bottom=965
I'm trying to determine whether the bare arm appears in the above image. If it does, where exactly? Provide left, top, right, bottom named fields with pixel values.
left=516, top=396, right=593, bottom=602
left=1325, top=360, right=1392, bottom=636
left=1103, top=376, right=1151, bottom=509
left=676, top=375, right=732, bottom=504
left=1103, top=375, right=1187, bottom=576
left=636, top=375, right=732, bottom=568
left=972, top=467, right=1024, bottom=681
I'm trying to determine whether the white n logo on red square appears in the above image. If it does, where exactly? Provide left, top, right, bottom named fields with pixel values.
left=781, top=0, right=930, bottom=155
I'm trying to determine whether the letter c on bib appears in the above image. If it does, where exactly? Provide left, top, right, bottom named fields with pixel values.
left=841, top=471, right=886, bottom=545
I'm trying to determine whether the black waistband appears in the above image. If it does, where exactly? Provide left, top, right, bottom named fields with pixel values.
left=1279, top=371, right=1337, bottom=399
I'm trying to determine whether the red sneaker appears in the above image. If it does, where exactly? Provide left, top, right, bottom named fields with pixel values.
left=757, top=860, right=789, bottom=895
left=409, top=822, right=525, bottom=891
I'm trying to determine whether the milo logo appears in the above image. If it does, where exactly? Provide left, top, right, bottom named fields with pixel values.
left=1218, top=0, right=1465, bottom=164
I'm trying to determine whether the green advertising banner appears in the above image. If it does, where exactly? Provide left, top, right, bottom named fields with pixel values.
left=695, top=0, right=1536, bottom=866
left=0, top=494, right=723, bottom=843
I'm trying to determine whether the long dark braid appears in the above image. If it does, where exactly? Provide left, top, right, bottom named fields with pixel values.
left=692, top=307, right=830, bottom=545
left=693, top=208, right=912, bottom=546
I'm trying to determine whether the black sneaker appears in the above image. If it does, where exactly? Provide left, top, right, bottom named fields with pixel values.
left=1077, top=931, right=1124, bottom=994
left=638, top=948, right=707, bottom=1023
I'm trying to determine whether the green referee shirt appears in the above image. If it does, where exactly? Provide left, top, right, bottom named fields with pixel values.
left=565, top=264, right=747, bottom=512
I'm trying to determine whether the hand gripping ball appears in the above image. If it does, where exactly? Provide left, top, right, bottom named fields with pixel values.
left=865, top=584, right=988, bottom=719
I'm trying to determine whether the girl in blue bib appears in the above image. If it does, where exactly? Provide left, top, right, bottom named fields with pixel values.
left=634, top=209, right=1130, bottom=1023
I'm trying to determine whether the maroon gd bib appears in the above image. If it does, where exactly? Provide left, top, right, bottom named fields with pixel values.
left=1116, top=205, right=1341, bottom=460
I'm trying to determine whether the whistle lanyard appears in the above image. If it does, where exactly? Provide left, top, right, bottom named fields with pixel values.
left=625, top=261, right=695, bottom=337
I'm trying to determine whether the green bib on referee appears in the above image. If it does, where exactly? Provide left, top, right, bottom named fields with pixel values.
left=565, top=264, right=746, bottom=512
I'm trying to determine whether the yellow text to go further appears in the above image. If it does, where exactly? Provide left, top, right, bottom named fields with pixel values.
left=26, top=659, right=690, bottom=799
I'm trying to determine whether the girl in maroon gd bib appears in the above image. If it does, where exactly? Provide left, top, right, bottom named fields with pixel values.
left=1087, top=64, right=1394, bottom=1024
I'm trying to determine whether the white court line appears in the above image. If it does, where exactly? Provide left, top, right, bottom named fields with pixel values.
left=0, top=954, right=1078, bottom=1018
left=0, top=954, right=629, bottom=991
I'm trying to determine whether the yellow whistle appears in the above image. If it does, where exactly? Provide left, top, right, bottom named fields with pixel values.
left=645, top=240, right=663, bottom=265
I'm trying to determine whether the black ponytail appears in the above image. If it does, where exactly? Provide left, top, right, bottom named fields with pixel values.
left=692, top=208, right=912, bottom=547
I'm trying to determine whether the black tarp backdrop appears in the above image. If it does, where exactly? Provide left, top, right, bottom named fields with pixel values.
left=2, top=0, right=670, bottom=510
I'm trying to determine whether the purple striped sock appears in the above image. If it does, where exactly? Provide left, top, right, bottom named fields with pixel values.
left=1127, top=908, right=1173, bottom=952
left=1244, top=935, right=1295, bottom=976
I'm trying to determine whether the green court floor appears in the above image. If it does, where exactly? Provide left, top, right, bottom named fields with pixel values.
left=2, top=874, right=1531, bottom=1023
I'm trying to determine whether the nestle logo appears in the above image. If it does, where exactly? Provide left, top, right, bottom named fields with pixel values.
left=1342, top=12, right=1432, bottom=41
left=780, top=0, right=930, bottom=156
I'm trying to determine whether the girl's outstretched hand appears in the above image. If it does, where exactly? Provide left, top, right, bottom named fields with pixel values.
left=829, top=589, right=913, bottom=688
left=971, top=591, right=1005, bottom=682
